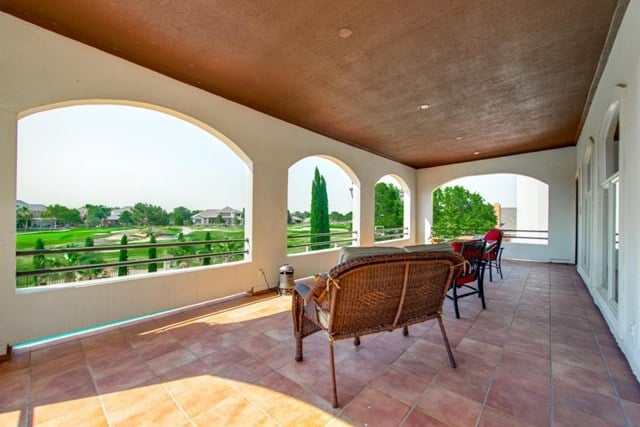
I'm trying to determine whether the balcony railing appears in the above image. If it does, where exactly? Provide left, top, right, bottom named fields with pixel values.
left=431, top=227, right=548, bottom=244
left=374, top=226, right=409, bottom=242
left=16, top=238, right=249, bottom=288
left=287, top=230, right=357, bottom=254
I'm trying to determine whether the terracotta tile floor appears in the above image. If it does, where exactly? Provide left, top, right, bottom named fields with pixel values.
left=1, top=261, right=639, bottom=426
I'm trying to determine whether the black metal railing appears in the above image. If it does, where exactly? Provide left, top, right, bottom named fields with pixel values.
left=287, top=230, right=357, bottom=253
left=374, top=227, right=409, bottom=242
left=430, top=228, right=548, bottom=242
left=16, top=238, right=249, bottom=287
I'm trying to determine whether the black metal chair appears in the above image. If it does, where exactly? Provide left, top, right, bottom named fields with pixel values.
left=483, top=229, right=504, bottom=281
left=447, top=239, right=486, bottom=319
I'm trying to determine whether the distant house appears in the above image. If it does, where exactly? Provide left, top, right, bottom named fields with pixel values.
left=23, top=202, right=47, bottom=218
left=192, top=207, right=242, bottom=225
left=102, top=206, right=132, bottom=227
left=15, top=200, right=52, bottom=228
left=17, top=199, right=46, bottom=214
left=191, top=209, right=219, bottom=225
left=219, top=206, right=242, bottom=224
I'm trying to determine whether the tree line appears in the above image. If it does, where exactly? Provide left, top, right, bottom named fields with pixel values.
left=16, top=203, right=219, bottom=229
left=432, top=186, right=497, bottom=238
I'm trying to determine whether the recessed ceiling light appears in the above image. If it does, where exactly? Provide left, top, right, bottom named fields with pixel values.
left=418, top=104, right=430, bottom=110
left=455, top=136, right=463, bottom=140
left=473, top=151, right=480, bottom=155
left=338, top=27, right=352, bottom=39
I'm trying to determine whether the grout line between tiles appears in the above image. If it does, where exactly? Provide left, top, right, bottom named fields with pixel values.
left=474, top=260, right=528, bottom=427
left=579, top=281, right=633, bottom=427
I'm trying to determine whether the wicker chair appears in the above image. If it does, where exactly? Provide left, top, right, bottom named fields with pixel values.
left=292, top=251, right=465, bottom=408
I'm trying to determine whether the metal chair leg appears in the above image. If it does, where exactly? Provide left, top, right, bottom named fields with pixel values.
left=497, top=247, right=504, bottom=279
left=488, top=254, right=494, bottom=281
left=452, top=285, right=460, bottom=319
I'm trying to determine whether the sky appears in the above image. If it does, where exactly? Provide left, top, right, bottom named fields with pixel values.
left=17, top=105, right=247, bottom=212
left=288, top=157, right=354, bottom=213
left=17, top=104, right=514, bottom=215
left=443, top=174, right=517, bottom=207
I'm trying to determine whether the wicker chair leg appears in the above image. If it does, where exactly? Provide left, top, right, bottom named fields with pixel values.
left=353, top=336, right=360, bottom=347
left=295, top=336, right=303, bottom=362
left=402, top=325, right=409, bottom=336
left=329, top=340, right=339, bottom=408
left=437, top=316, right=456, bottom=368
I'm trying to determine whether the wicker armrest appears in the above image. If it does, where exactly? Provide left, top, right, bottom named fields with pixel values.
left=294, top=281, right=311, bottom=300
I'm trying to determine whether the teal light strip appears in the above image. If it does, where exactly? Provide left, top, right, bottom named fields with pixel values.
left=14, top=307, right=177, bottom=349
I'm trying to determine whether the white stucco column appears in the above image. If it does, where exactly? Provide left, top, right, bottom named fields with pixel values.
left=0, top=108, right=18, bottom=345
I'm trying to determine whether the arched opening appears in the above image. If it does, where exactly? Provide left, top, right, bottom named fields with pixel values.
left=287, top=155, right=359, bottom=254
left=374, top=174, right=410, bottom=242
left=431, top=173, right=549, bottom=245
left=15, top=102, right=252, bottom=288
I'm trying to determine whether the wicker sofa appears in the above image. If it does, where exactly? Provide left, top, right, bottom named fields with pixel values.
left=292, top=246, right=464, bottom=407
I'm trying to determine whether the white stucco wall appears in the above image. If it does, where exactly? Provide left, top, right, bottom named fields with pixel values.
left=416, top=147, right=577, bottom=263
left=515, top=176, right=549, bottom=233
left=0, top=14, right=415, bottom=345
left=575, top=0, right=640, bottom=379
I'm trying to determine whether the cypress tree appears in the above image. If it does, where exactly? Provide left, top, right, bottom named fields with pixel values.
left=310, top=167, right=331, bottom=250
left=118, top=234, right=128, bottom=276
left=148, top=235, right=157, bottom=272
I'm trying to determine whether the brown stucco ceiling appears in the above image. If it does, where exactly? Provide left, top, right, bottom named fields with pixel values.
left=0, top=0, right=625, bottom=168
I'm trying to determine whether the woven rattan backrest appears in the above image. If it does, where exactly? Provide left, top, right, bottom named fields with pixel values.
left=395, top=260, right=455, bottom=325
left=326, top=252, right=463, bottom=336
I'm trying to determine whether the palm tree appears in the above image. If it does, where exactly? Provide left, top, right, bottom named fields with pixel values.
left=16, top=206, right=33, bottom=230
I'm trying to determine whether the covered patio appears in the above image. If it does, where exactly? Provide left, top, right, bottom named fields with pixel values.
left=2, top=1, right=640, bottom=425
left=2, top=261, right=638, bottom=426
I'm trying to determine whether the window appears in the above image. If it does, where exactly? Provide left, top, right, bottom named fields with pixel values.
left=16, top=103, right=250, bottom=288
left=581, top=149, right=593, bottom=274
left=287, top=156, right=358, bottom=254
left=599, top=108, right=620, bottom=304
left=374, top=175, right=409, bottom=242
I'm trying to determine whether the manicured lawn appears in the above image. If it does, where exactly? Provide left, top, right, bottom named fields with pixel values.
left=16, top=228, right=124, bottom=250
left=15, top=226, right=245, bottom=273
left=15, top=223, right=354, bottom=286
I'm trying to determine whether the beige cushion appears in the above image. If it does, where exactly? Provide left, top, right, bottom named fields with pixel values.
left=404, top=243, right=453, bottom=253
left=337, top=246, right=404, bottom=264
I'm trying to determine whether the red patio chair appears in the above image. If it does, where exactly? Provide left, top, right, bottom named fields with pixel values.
left=483, top=229, right=504, bottom=281
left=447, top=239, right=486, bottom=319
